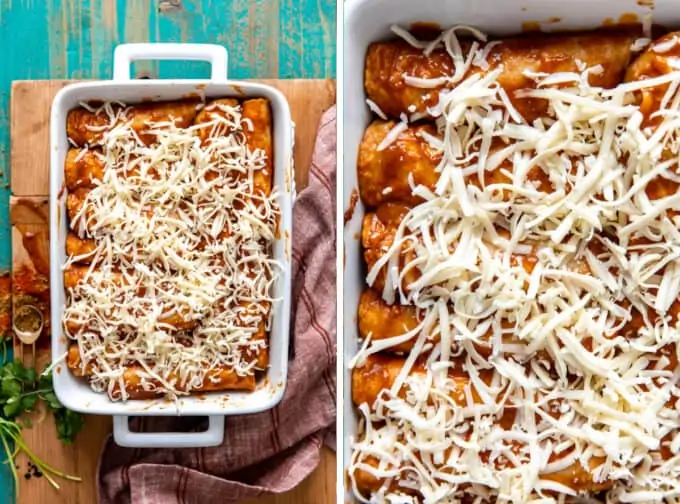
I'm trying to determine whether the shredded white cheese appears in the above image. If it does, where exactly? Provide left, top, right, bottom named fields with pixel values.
left=63, top=99, right=282, bottom=402
left=353, top=24, right=680, bottom=504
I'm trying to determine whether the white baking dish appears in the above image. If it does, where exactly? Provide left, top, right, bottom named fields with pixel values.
left=50, top=43, right=293, bottom=448
left=341, top=0, right=680, bottom=499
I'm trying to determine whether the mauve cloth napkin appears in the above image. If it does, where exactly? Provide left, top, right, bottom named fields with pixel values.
left=97, top=107, right=337, bottom=504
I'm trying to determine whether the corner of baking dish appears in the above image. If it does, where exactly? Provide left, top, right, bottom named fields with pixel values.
left=50, top=79, right=293, bottom=416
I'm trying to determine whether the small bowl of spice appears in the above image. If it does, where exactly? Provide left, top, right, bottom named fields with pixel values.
left=13, top=305, right=44, bottom=344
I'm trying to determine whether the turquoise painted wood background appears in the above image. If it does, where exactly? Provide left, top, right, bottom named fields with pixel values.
left=0, top=0, right=336, bottom=501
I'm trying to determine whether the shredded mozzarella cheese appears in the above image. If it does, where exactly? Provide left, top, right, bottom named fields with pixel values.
left=63, top=100, right=282, bottom=402
left=351, top=24, right=680, bottom=504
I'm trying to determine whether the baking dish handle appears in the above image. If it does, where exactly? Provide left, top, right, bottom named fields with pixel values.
left=112, top=415, right=225, bottom=448
left=113, top=43, right=228, bottom=81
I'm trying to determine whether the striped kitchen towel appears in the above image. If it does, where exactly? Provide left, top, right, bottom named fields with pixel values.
left=97, top=106, right=337, bottom=504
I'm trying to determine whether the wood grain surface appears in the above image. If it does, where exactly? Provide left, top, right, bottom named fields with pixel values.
left=9, top=79, right=335, bottom=504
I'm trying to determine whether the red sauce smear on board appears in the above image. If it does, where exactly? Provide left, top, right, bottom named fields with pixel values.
left=0, top=274, right=11, bottom=337
left=344, top=188, right=359, bottom=226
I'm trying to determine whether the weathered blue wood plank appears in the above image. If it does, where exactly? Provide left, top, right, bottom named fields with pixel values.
left=0, top=0, right=336, bottom=501
left=280, top=0, right=336, bottom=78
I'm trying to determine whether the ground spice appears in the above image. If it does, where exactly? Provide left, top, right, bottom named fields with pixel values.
left=14, top=306, right=42, bottom=333
left=12, top=266, right=50, bottom=347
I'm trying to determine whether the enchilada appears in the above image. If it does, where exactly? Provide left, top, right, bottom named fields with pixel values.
left=365, top=31, right=636, bottom=122
left=358, top=120, right=442, bottom=206
left=66, top=99, right=201, bottom=147
left=195, top=97, right=273, bottom=195
left=66, top=345, right=256, bottom=397
left=357, top=120, right=556, bottom=207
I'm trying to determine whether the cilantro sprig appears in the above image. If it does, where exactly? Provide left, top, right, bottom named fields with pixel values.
left=0, top=355, right=84, bottom=494
left=0, top=360, right=84, bottom=443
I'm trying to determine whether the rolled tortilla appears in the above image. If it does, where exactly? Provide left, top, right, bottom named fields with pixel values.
left=365, top=31, right=636, bottom=122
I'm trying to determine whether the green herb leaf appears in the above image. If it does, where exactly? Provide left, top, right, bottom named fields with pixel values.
left=52, top=408, right=85, bottom=445
left=24, top=367, right=37, bottom=384
left=0, top=354, right=84, bottom=492
left=0, top=377, right=21, bottom=399
left=41, top=391, right=62, bottom=411
left=21, top=394, right=38, bottom=411
left=38, top=372, right=52, bottom=391
left=3, top=400, right=22, bottom=419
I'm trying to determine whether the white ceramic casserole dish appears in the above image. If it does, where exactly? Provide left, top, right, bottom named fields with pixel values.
left=342, top=0, right=680, bottom=499
left=50, top=43, right=293, bottom=448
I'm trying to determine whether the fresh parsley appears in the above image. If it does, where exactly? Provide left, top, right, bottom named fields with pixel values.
left=0, top=357, right=83, bottom=494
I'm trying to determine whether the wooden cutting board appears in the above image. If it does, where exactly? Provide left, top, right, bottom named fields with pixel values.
left=10, top=79, right=336, bottom=504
